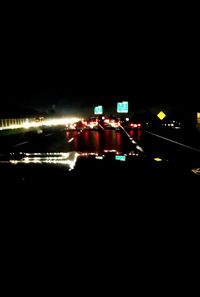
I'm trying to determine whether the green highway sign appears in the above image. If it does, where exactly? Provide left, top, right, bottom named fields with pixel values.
left=115, top=155, right=126, bottom=161
left=94, top=106, right=103, bottom=115
left=117, top=101, right=129, bottom=113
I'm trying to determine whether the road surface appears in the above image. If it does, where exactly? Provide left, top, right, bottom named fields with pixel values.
left=0, top=125, right=199, bottom=178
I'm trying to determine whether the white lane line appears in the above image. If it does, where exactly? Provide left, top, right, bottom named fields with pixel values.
left=45, top=133, right=52, bottom=137
left=144, top=130, right=200, bottom=153
left=120, top=125, right=144, bottom=152
left=68, top=137, right=74, bottom=143
left=120, top=125, right=136, bottom=143
left=99, top=124, right=105, bottom=131
left=14, top=141, right=29, bottom=147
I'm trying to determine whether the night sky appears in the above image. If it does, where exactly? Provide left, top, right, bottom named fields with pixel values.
left=1, top=6, right=199, bottom=117
left=1, top=64, right=198, bottom=117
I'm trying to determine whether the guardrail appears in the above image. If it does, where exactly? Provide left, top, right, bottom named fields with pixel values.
left=0, top=117, right=81, bottom=130
left=0, top=118, right=35, bottom=130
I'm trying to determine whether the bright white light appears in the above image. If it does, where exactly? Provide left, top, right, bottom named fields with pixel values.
left=191, top=168, right=200, bottom=175
left=43, top=117, right=81, bottom=127
left=24, top=157, right=30, bottom=163
left=110, top=122, right=120, bottom=128
left=68, top=138, right=74, bottom=143
left=125, top=118, right=129, bottom=121
left=0, top=117, right=81, bottom=131
left=95, top=156, right=104, bottom=160
left=10, top=160, right=18, bottom=165
left=136, top=145, right=144, bottom=152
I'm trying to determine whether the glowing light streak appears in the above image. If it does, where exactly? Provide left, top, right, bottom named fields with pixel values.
left=136, top=145, right=144, bottom=152
left=191, top=168, right=200, bottom=175
left=68, top=138, right=74, bottom=143
left=0, top=117, right=81, bottom=131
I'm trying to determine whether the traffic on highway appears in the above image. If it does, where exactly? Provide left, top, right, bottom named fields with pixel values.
left=0, top=113, right=199, bottom=191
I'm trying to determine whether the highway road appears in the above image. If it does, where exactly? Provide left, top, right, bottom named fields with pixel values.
left=0, top=127, right=136, bottom=154
left=0, top=125, right=199, bottom=181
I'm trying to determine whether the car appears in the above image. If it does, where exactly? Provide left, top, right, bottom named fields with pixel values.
left=103, top=116, right=120, bottom=130
left=124, top=118, right=142, bottom=130
left=66, top=123, right=77, bottom=130
left=128, top=122, right=142, bottom=129
left=75, top=120, right=85, bottom=130
left=82, top=117, right=99, bottom=129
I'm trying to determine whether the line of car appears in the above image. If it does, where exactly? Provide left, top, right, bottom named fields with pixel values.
left=66, top=116, right=143, bottom=131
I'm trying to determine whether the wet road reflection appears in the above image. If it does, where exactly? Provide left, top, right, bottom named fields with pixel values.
left=0, top=127, right=141, bottom=154
left=104, top=130, right=123, bottom=152
left=129, top=129, right=141, bottom=144
left=78, top=130, right=103, bottom=153
left=66, top=129, right=132, bottom=153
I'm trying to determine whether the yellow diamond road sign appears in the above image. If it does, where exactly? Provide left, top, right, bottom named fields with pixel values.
left=157, top=111, right=166, bottom=120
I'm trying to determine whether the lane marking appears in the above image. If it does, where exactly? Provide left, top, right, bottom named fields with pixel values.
left=144, top=130, right=200, bottom=153
left=45, top=133, right=52, bottom=137
left=99, top=124, right=105, bottom=131
left=120, top=125, right=144, bottom=151
left=14, top=141, right=29, bottom=147
left=120, top=125, right=136, bottom=143
left=68, top=137, right=74, bottom=143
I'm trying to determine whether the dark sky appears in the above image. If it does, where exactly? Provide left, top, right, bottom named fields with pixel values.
left=1, top=6, right=199, bottom=115
left=2, top=62, right=198, bottom=115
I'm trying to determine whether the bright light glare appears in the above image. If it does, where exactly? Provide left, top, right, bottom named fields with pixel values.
left=43, top=118, right=81, bottom=127
left=191, top=168, right=200, bottom=175
left=136, top=145, right=144, bottom=152
left=95, top=156, right=104, bottom=160
left=110, top=122, right=120, bottom=128
left=0, top=117, right=81, bottom=131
